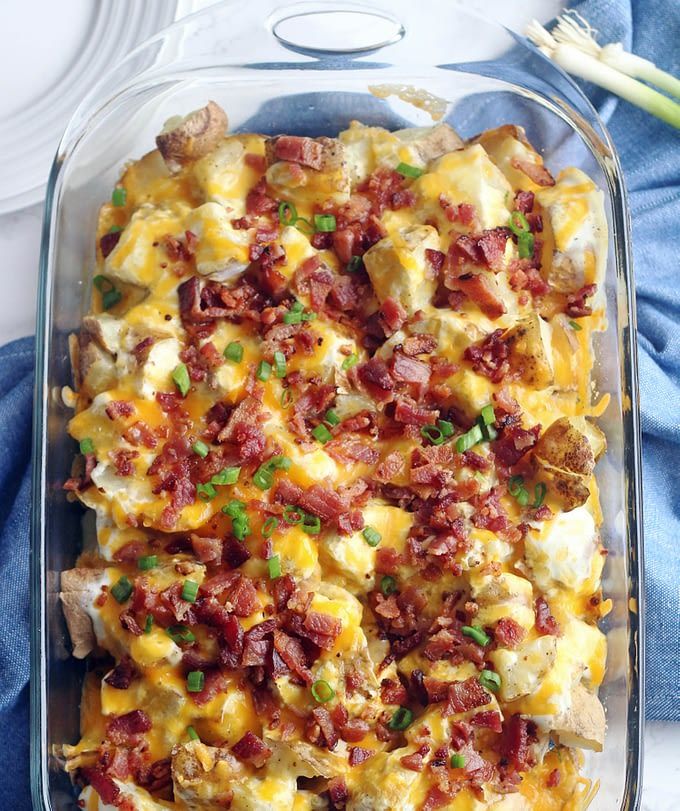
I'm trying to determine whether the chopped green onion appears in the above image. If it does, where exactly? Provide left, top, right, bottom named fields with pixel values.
left=196, top=482, right=217, bottom=501
left=283, top=505, right=304, bottom=524
left=278, top=200, right=298, bottom=226
left=314, top=213, right=336, bottom=232
left=186, top=671, right=205, bottom=693
left=102, top=289, right=122, bottom=310
left=181, top=580, right=199, bottom=603
left=515, top=487, right=530, bottom=507
left=437, top=419, right=454, bottom=437
left=93, top=274, right=114, bottom=293
left=341, top=353, right=358, bottom=371
left=267, top=555, right=281, bottom=579
left=256, top=360, right=272, bottom=382
left=281, top=388, right=293, bottom=409
left=311, top=679, right=336, bottom=703
left=232, top=514, right=251, bottom=541
left=273, top=351, right=287, bottom=378
left=301, top=514, right=321, bottom=535
left=312, top=424, right=333, bottom=444
left=461, top=625, right=491, bottom=647
left=291, top=300, right=305, bottom=313
left=253, top=464, right=275, bottom=491
left=301, top=311, right=317, bottom=322
left=112, top=187, right=127, bottom=207
left=455, top=424, right=483, bottom=453
left=517, top=230, right=535, bottom=259
left=363, top=527, right=382, bottom=547
left=187, top=726, right=199, bottom=741
left=167, top=625, right=196, bottom=644
left=224, top=341, right=244, bottom=363
left=479, top=669, right=501, bottom=693
left=262, top=517, right=279, bottom=538
left=172, top=363, right=191, bottom=397
left=477, top=416, right=498, bottom=442
left=421, top=424, right=445, bottom=446
left=533, top=482, right=547, bottom=509
left=211, top=467, right=241, bottom=486
left=509, top=210, right=531, bottom=235
left=222, top=499, right=246, bottom=518
left=380, top=575, right=397, bottom=596
left=451, top=753, right=466, bottom=769
left=111, top=576, right=133, bottom=604
left=387, top=707, right=414, bottom=730
left=324, top=409, right=340, bottom=427
left=295, top=217, right=314, bottom=235
left=396, top=162, right=424, bottom=179
left=480, top=404, right=496, bottom=426
left=138, top=555, right=158, bottom=571
left=268, top=455, right=292, bottom=471
left=347, top=256, right=362, bottom=273
left=144, top=615, right=153, bottom=634
left=283, top=311, right=303, bottom=324
left=192, top=440, right=209, bottom=458
left=569, top=320, right=582, bottom=331
left=79, top=438, right=95, bottom=455
left=108, top=225, right=123, bottom=233
left=508, top=475, right=524, bottom=497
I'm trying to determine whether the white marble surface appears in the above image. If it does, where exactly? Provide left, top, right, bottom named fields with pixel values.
left=1, top=0, right=678, bottom=807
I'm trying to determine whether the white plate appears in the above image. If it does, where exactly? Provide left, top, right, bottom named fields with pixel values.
left=0, top=0, right=182, bottom=214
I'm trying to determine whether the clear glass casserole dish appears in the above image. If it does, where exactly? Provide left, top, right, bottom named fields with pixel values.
left=30, top=1, right=644, bottom=808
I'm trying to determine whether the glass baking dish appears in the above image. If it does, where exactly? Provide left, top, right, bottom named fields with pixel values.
left=30, top=1, right=644, bottom=808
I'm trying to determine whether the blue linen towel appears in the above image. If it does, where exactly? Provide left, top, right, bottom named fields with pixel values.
left=1, top=0, right=677, bottom=805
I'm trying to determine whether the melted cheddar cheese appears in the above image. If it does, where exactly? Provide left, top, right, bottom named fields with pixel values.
left=61, top=106, right=609, bottom=810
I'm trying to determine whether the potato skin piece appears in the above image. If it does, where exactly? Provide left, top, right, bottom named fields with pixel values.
left=59, top=568, right=105, bottom=659
left=156, top=101, right=228, bottom=173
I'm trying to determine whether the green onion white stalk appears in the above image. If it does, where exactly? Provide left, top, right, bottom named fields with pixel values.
left=526, top=12, right=680, bottom=129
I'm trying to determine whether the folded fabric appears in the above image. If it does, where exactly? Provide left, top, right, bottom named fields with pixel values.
left=2, top=0, right=677, bottom=805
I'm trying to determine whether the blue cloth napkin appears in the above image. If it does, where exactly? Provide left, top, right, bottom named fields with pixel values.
left=1, top=0, right=677, bottom=805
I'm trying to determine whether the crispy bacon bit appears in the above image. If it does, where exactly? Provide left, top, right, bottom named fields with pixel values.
left=502, top=715, right=537, bottom=771
left=191, top=534, right=222, bottom=564
left=456, top=275, right=506, bottom=319
left=470, top=710, right=503, bottom=733
left=244, top=153, right=266, bottom=173
left=81, top=767, right=120, bottom=805
left=402, top=333, right=438, bottom=356
left=301, top=611, right=342, bottom=650
left=381, top=678, right=408, bottom=705
left=106, top=710, right=152, bottom=745
left=112, top=541, right=146, bottom=564
left=534, top=596, right=560, bottom=636
left=222, top=535, right=251, bottom=569
left=273, top=629, right=312, bottom=685
left=514, top=190, right=535, bottom=214
left=566, top=283, right=597, bottom=318
left=104, top=656, right=138, bottom=690
left=123, top=420, right=157, bottom=449
left=246, top=178, right=277, bottom=216
left=547, top=768, right=561, bottom=787
left=231, top=731, right=273, bottom=768
left=464, top=329, right=509, bottom=383
left=510, top=157, right=555, bottom=187
left=132, top=336, right=154, bottom=363
left=110, top=449, right=139, bottom=477
left=357, top=357, right=394, bottom=399
left=326, top=440, right=379, bottom=466
left=493, top=423, right=541, bottom=468
left=328, top=776, right=349, bottom=809
left=425, top=248, right=445, bottom=276
left=105, top=400, right=135, bottom=421
left=394, top=396, right=438, bottom=426
left=390, top=353, right=431, bottom=386
left=100, top=231, right=122, bottom=258
left=348, top=746, right=373, bottom=766
left=271, top=135, right=324, bottom=170
left=299, top=485, right=347, bottom=522
left=273, top=478, right=304, bottom=506
left=442, top=677, right=491, bottom=716
left=401, top=745, right=430, bottom=772
left=494, top=617, right=526, bottom=648
left=379, top=297, right=408, bottom=336
left=306, top=707, right=339, bottom=751
left=119, top=610, right=143, bottom=636
left=375, top=451, right=405, bottom=483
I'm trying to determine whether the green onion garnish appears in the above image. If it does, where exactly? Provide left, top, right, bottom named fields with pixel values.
left=324, top=409, right=340, bottom=427
left=167, top=625, right=196, bottom=644
left=508, top=475, right=524, bottom=496
left=291, top=300, right=305, bottom=313
left=455, top=423, right=483, bottom=453
left=515, top=487, right=529, bottom=507
left=232, top=514, right=251, bottom=541
left=192, top=440, right=209, bottom=458
left=479, top=669, right=501, bottom=692
left=253, top=464, right=275, bottom=491
left=311, top=679, right=336, bottom=703
left=461, top=625, right=491, bottom=647
left=517, top=230, right=535, bottom=259
left=301, top=514, right=321, bottom=535
left=569, top=320, right=582, bottom=331
left=421, top=424, right=445, bottom=446
left=187, top=726, right=199, bottom=741
left=111, top=576, right=133, bottom=604
left=111, top=187, right=127, bottom=207
left=267, top=555, right=281, bottom=579
left=281, top=388, right=293, bottom=409
left=278, top=200, right=298, bottom=226
left=363, top=527, right=382, bottom=547
left=181, top=580, right=199, bottom=603
left=186, top=671, right=205, bottom=693
left=396, top=162, right=424, bottom=179
left=108, top=225, right=123, bottom=234
left=222, top=499, right=246, bottom=518
left=283, top=505, right=304, bottom=524
left=451, top=753, right=466, bottom=768
left=509, top=210, right=530, bottom=235
left=380, top=575, right=397, bottom=596
left=347, top=256, right=362, bottom=273
left=79, top=438, right=95, bottom=455
left=314, top=213, right=336, bottom=232
left=533, top=482, right=547, bottom=509
left=273, top=351, right=287, bottom=378
left=480, top=404, right=496, bottom=425
left=196, top=482, right=217, bottom=501
left=295, top=217, right=314, bottom=235
left=138, top=555, right=158, bottom=571
left=144, top=615, right=153, bottom=634
left=93, top=275, right=122, bottom=310
left=437, top=419, right=454, bottom=438
left=268, top=455, right=292, bottom=471
left=387, top=707, right=414, bottom=730
left=172, top=363, right=191, bottom=397
left=256, top=360, right=272, bottom=381
left=341, top=353, right=358, bottom=371
left=312, top=424, right=333, bottom=444
left=262, top=517, right=279, bottom=538
left=224, top=341, right=244, bottom=363
left=211, top=467, right=241, bottom=486
left=283, top=311, right=303, bottom=324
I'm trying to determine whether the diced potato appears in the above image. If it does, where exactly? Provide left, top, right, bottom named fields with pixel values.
left=470, top=124, right=552, bottom=192
left=363, top=224, right=439, bottom=315
left=552, top=683, right=606, bottom=752
left=471, top=572, right=535, bottom=632
left=59, top=568, right=107, bottom=659
left=193, top=133, right=265, bottom=208
left=133, top=336, right=182, bottom=399
left=266, top=137, right=350, bottom=207
left=502, top=312, right=554, bottom=389
left=185, top=201, right=251, bottom=281
left=489, top=636, right=558, bottom=701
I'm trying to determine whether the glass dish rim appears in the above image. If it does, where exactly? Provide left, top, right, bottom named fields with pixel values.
left=29, top=3, right=645, bottom=809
